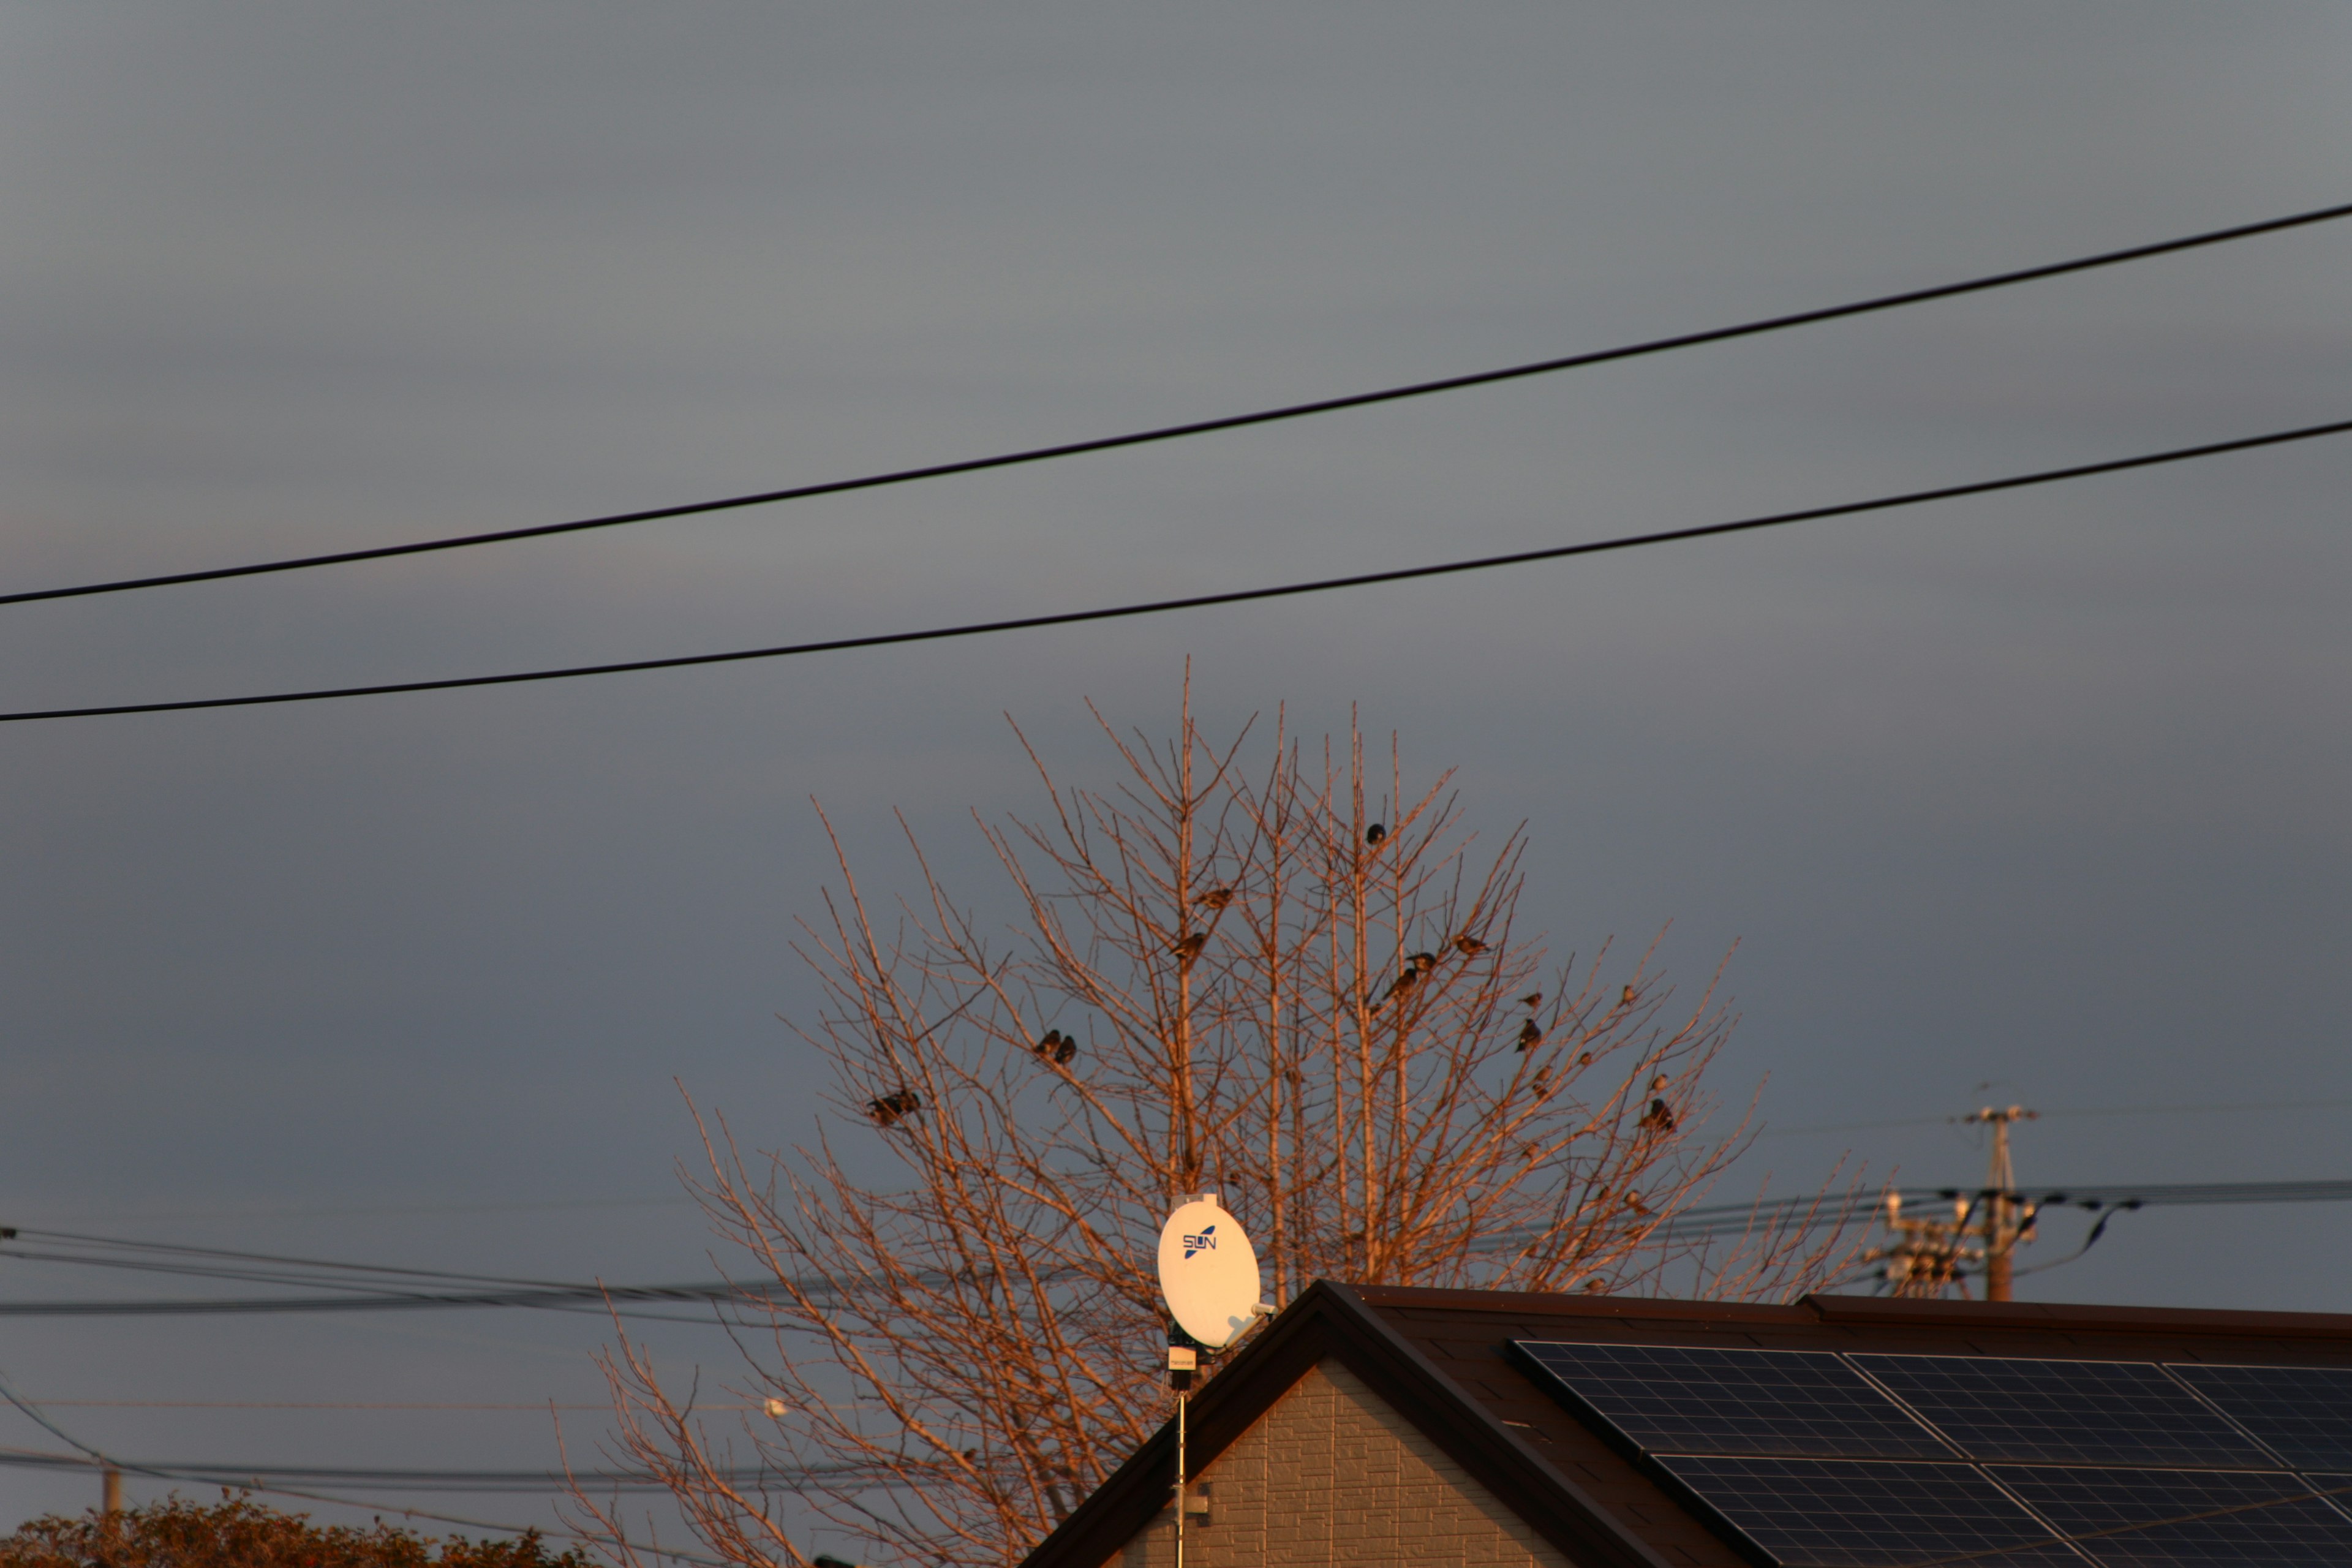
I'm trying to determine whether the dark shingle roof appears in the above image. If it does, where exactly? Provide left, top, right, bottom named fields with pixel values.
left=1017, top=1284, right=2352, bottom=1568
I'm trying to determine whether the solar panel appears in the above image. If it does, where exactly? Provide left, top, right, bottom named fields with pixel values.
left=1993, top=1464, right=2352, bottom=1567
left=1855, top=1355, right=2273, bottom=1469
left=2166, top=1363, right=2352, bottom=1471
left=1512, top=1341, right=1951, bottom=1460
left=1507, top=1341, right=2352, bottom=1566
left=1651, top=1455, right=2078, bottom=1567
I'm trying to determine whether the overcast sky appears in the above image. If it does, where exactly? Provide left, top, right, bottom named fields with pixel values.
left=0, top=0, right=2347, bottom=1548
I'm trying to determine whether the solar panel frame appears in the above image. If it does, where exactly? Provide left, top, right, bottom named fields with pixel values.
left=1991, top=1464, right=2352, bottom=1567
left=1649, top=1455, right=2081, bottom=1568
left=1510, top=1340, right=1956, bottom=1462
left=1852, top=1355, right=2275, bottom=1470
left=2163, top=1363, right=2352, bottom=1472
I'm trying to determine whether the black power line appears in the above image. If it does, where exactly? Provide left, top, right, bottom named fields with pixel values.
left=0, top=1279, right=764, bottom=1319
left=12, top=1177, right=2352, bottom=1316
left=0, top=1450, right=887, bottom=1496
left=6, top=413, right=2348, bottom=725
left=0, top=1371, right=726, bottom=1564
left=4, top=202, right=2348, bottom=611
left=1653, top=1178, right=2352, bottom=1243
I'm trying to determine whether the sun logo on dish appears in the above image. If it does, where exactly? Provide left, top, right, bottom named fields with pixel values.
left=1182, top=1225, right=1217, bottom=1259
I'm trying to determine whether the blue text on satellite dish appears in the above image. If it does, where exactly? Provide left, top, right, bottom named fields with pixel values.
left=1183, top=1225, right=1217, bottom=1259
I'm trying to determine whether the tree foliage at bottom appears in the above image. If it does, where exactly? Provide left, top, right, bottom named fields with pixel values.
left=0, top=1493, right=591, bottom=1568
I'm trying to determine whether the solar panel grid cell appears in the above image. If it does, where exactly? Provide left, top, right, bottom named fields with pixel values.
left=2166, top=1365, right=2352, bottom=1472
left=1992, top=1465, right=2352, bottom=1567
left=1651, top=1455, right=2079, bottom=1568
left=1855, top=1357, right=2272, bottom=1469
left=1513, top=1341, right=1951, bottom=1460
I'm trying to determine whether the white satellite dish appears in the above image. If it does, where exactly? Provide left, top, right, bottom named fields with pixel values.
left=1156, top=1193, right=1263, bottom=1351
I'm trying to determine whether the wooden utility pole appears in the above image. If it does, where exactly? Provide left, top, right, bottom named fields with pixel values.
left=1964, top=1105, right=2038, bottom=1301
left=102, top=1466, right=123, bottom=1517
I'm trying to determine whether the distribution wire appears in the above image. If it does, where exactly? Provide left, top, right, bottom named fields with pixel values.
left=0, top=1224, right=892, bottom=1320
left=10, top=1178, right=2352, bottom=1316
left=27, top=1401, right=709, bottom=1411
left=0, top=1227, right=786, bottom=1324
left=0, top=1449, right=889, bottom=1496
left=2, top=200, right=2348, bottom=611
left=1649, top=1178, right=2352, bottom=1245
left=0, top=1278, right=768, bottom=1319
left=0, top=1369, right=726, bottom=1565
left=5, top=413, right=2349, bottom=725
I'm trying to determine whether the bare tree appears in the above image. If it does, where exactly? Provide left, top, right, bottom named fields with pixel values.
left=569, top=684, right=1856, bottom=1568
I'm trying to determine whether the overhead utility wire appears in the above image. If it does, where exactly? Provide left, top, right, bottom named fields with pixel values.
left=11, top=1177, right=2352, bottom=1316
left=16, top=1225, right=590, bottom=1289
left=0, top=1278, right=767, bottom=1318
left=0, top=1226, right=793, bottom=1320
left=1653, top=1178, right=2352, bottom=1243
left=0, top=1450, right=883, bottom=1496
left=0, top=1251, right=737, bottom=1326
left=4, top=200, right=2348, bottom=611
left=1759, top=1095, right=2352, bottom=1138
left=7, top=413, right=2350, bottom=725
left=0, top=1371, right=723, bottom=1564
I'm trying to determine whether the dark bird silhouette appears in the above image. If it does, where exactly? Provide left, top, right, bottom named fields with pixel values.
left=1640, top=1097, right=1676, bottom=1134
left=1054, top=1035, right=1077, bottom=1065
left=1172, top=933, right=1207, bottom=963
left=1374, top=967, right=1419, bottom=1009
left=1195, top=887, right=1233, bottom=910
left=1453, top=935, right=1488, bottom=956
left=867, top=1089, right=921, bottom=1127
left=1035, top=1029, right=1063, bottom=1057
left=1621, top=984, right=1637, bottom=1006
left=1520, top=992, right=1542, bottom=1010
left=1365, top=823, right=1387, bottom=845
left=1516, top=1019, right=1543, bottom=1051
left=1408, top=951, right=1436, bottom=973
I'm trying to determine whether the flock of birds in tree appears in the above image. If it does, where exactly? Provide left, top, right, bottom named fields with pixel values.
left=865, top=821, right=1675, bottom=1137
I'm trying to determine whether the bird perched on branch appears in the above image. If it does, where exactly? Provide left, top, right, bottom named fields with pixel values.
left=1195, top=887, right=1233, bottom=911
left=867, top=1090, right=921, bottom=1127
left=1408, top=951, right=1436, bottom=974
left=1036, top=1029, right=1078, bottom=1064
left=1054, top=1035, right=1077, bottom=1065
left=1516, top=1019, right=1543, bottom=1051
left=1520, top=992, right=1542, bottom=1010
left=1640, top=1098, right=1676, bottom=1134
left=1374, top=966, right=1419, bottom=1009
left=1453, top=934, right=1487, bottom=956
left=1365, top=823, right=1387, bottom=845
left=1621, top=984, right=1637, bottom=1006
left=1171, top=932, right=1207, bottom=964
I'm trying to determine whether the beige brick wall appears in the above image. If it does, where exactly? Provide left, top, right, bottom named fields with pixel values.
left=1110, top=1360, right=1572, bottom=1568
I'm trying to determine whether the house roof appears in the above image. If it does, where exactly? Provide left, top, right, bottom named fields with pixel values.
left=1016, top=1284, right=2352, bottom=1568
